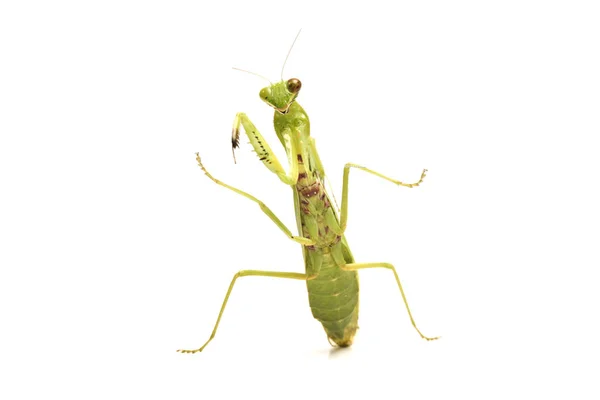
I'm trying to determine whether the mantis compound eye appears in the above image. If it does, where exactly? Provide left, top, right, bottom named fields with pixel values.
left=286, top=78, right=302, bottom=94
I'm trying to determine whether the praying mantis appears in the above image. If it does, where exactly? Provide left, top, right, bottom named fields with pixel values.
left=178, top=32, right=439, bottom=353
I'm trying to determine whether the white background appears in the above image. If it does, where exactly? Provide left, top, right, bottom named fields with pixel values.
left=1, top=1, right=599, bottom=399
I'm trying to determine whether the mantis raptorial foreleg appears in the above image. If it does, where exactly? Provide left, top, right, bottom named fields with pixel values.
left=232, top=113, right=299, bottom=185
left=196, top=154, right=314, bottom=246
left=339, top=262, right=439, bottom=341
left=339, top=164, right=427, bottom=232
left=177, top=269, right=317, bottom=353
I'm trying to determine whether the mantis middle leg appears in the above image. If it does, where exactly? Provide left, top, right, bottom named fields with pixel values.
left=339, top=163, right=427, bottom=232
left=195, top=154, right=313, bottom=246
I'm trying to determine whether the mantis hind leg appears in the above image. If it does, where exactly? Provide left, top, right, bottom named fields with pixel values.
left=339, top=262, right=439, bottom=341
left=177, top=270, right=315, bottom=354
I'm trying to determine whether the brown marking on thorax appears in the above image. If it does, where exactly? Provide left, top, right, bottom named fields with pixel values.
left=295, top=161, right=337, bottom=250
left=295, top=170, right=341, bottom=247
left=300, top=182, right=320, bottom=198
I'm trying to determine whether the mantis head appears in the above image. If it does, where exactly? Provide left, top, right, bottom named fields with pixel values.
left=259, top=78, right=302, bottom=114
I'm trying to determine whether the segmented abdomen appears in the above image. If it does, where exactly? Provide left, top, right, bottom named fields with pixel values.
left=306, top=253, right=359, bottom=347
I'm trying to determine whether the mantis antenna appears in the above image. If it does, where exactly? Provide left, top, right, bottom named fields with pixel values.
left=231, top=67, right=272, bottom=84
left=281, top=29, right=302, bottom=80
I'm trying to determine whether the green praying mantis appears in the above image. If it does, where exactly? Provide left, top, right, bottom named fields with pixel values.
left=178, top=32, right=439, bottom=353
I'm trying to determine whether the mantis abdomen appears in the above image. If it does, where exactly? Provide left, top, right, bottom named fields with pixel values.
left=306, top=253, right=359, bottom=347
